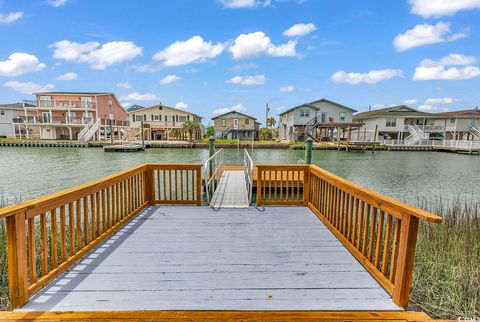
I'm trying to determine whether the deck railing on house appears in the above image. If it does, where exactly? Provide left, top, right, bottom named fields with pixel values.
left=256, top=164, right=442, bottom=308
left=0, top=163, right=202, bottom=308
left=1, top=162, right=440, bottom=310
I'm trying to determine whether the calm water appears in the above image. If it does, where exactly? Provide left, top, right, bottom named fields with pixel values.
left=0, top=147, right=479, bottom=207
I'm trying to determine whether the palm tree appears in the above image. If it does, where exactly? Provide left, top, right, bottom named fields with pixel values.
left=266, top=117, right=276, bottom=128
left=181, top=120, right=202, bottom=142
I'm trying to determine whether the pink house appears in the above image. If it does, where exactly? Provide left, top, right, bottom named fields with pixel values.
left=21, top=92, right=128, bottom=140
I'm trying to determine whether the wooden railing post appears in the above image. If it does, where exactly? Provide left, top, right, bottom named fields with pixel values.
left=256, top=167, right=262, bottom=206
left=303, top=166, right=310, bottom=206
left=392, top=214, right=419, bottom=308
left=196, top=165, right=202, bottom=206
left=144, top=164, right=155, bottom=206
left=6, top=211, right=29, bottom=308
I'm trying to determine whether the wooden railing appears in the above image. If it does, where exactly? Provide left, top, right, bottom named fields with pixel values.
left=256, top=165, right=309, bottom=205
left=148, top=164, right=202, bottom=205
left=0, top=163, right=202, bottom=308
left=256, top=164, right=441, bottom=308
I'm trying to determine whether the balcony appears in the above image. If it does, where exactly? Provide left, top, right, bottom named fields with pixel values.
left=23, top=100, right=96, bottom=110
left=20, top=117, right=89, bottom=126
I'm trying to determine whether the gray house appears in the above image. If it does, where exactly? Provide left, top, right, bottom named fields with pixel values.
left=278, top=98, right=358, bottom=141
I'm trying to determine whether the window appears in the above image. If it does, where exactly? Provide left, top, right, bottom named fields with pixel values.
left=135, top=115, right=143, bottom=122
left=450, top=118, right=455, bottom=124
left=386, top=117, right=397, bottom=127
left=0, top=109, right=4, bottom=116
left=339, top=112, right=346, bottom=122
left=221, top=119, right=226, bottom=127
left=299, top=109, right=310, bottom=118
left=109, top=99, right=112, bottom=109
left=39, top=96, right=53, bottom=108
left=245, top=119, right=250, bottom=125
left=81, top=97, right=93, bottom=109
left=179, top=116, right=186, bottom=122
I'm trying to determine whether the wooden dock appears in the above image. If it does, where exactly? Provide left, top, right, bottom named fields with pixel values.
left=0, top=162, right=442, bottom=320
left=103, top=144, right=145, bottom=152
left=18, top=206, right=400, bottom=311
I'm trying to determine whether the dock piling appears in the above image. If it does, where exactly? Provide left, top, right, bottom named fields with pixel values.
left=305, top=137, right=313, bottom=164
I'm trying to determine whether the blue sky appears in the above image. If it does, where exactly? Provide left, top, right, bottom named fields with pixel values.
left=0, top=0, right=479, bottom=124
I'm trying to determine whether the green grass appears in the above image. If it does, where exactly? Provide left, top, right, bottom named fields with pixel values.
left=410, top=197, right=480, bottom=319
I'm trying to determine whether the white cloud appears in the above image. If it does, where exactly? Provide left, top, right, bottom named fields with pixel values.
left=283, top=23, right=316, bottom=37
left=409, top=0, right=480, bottom=18
left=424, top=97, right=458, bottom=104
left=213, top=103, right=246, bottom=115
left=51, top=40, right=142, bottom=70
left=393, top=22, right=467, bottom=52
left=280, top=85, right=295, bottom=92
left=56, top=72, right=77, bottom=80
left=116, top=82, right=132, bottom=89
left=47, top=0, right=67, bottom=7
left=417, top=104, right=437, bottom=111
left=227, top=74, right=266, bottom=85
left=0, top=12, right=24, bottom=24
left=175, top=102, right=188, bottom=109
left=0, top=53, right=46, bottom=77
left=160, top=74, right=181, bottom=85
left=220, top=0, right=256, bottom=8
left=413, top=53, right=480, bottom=81
left=153, top=36, right=223, bottom=66
left=229, top=31, right=296, bottom=59
left=4, top=81, right=54, bottom=95
left=330, top=69, right=403, bottom=84
left=121, top=92, right=157, bottom=102
left=419, top=53, right=476, bottom=67
left=404, top=99, right=418, bottom=105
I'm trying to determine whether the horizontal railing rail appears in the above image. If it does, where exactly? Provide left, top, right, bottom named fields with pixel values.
left=1, top=163, right=203, bottom=308
left=255, top=163, right=441, bottom=308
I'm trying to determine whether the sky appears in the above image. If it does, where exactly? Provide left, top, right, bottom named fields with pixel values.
left=0, top=0, right=479, bottom=125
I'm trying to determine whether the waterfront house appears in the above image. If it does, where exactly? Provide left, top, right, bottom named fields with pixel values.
left=353, top=106, right=480, bottom=142
left=128, top=104, right=203, bottom=140
left=436, top=108, right=480, bottom=140
left=20, top=92, right=128, bottom=140
left=0, top=103, right=38, bottom=139
left=212, top=111, right=260, bottom=140
left=278, top=98, right=359, bottom=141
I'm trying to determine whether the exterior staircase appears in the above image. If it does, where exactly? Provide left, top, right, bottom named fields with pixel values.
left=469, top=122, right=480, bottom=139
left=78, top=119, right=100, bottom=141
left=304, top=117, right=320, bottom=141
left=121, top=127, right=142, bottom=142
left=222, top=127, right=234, bottom=139
left=405, top=125, right=428, bottom=145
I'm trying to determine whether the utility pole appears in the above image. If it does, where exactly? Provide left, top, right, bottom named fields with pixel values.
left=265, top=102, right=270, bottom=128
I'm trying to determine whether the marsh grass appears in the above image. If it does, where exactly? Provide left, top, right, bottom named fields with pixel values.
left=0, top=194, right=479, bottom=318
left=411, top=197, right=480, bottom=319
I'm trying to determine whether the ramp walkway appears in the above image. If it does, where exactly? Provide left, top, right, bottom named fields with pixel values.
left=204, top=148, right=254, bottom=208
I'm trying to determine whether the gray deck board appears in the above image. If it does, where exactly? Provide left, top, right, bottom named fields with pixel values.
left=19, top=206, right=402, bottom=311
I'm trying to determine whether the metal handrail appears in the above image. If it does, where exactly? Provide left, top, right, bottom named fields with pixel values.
left=203, top=148, right=224, bottom=204
left=243, top=149, right=254, bottom=205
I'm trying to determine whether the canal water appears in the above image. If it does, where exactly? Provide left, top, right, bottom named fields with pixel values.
left=0, top=147, right=479, bottom=208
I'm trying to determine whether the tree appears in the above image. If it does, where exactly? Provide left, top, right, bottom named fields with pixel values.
left=266, top=117, right=276, bottom=128
left=181, top=120, right=202, bottom=142
left=259, top=127, right=278, bottom=140
left=205, top=126, right=215, bottom=138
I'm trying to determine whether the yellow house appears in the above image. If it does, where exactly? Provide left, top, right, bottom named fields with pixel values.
left=127, top=104, right=203, bottom=140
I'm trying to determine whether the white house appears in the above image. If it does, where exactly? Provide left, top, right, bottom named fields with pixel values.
left=278, top=98, right=358, bottom=141
left=353, top=105, right=480, bottom=142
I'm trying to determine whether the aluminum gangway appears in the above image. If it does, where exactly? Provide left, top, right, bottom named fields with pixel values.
left=203, top=148, right=254, bottom=208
